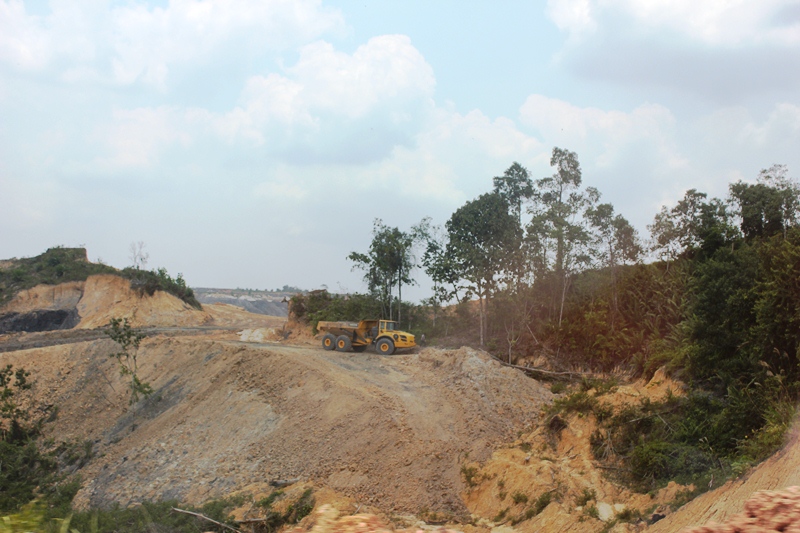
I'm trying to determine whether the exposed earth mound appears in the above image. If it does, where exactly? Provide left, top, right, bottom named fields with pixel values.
left=3, top=309, right=551, bottom=515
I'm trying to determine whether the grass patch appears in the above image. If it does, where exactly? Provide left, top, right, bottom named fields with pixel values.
left=511, top=492, right=528, bottom=505
left=551, top=391, right=597, bottom=415
left=575, top=488, right=595, bottom=507
left=461, top=465, right=480, bottom=487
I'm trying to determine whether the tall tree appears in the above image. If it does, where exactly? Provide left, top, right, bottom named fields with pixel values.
left=493, top=162, right=534, bottom=226
left=348, top=220, right=416, bottom=324
left=528, top=147, right=593, bottom=324
left=649, top=189, right=737, bottom=260
left=586, top=197, right=642, bottom=325
left=729, top=167, right=800, bottom=241
left=446, top=192, right=522, bottom=345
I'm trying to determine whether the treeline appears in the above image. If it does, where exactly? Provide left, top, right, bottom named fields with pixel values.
left=296, top=150, right=800, bottom=490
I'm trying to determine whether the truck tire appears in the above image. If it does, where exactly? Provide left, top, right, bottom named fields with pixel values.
left=322, top=334, right=336, bottom=350
left=376, top=338, right=395, bottom=355
left=336, top=335, right=352, bottom=352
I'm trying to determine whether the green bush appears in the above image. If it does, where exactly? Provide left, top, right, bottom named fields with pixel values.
left=0, top=248, right=117, bottom=306
left=552, top=391, right=597, bottom=414
left=121, top=267, right=201, bottom=309
left=511, top=492, right=528, bottom=504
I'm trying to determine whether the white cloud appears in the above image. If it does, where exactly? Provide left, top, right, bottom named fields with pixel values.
left=0, top=0, right=50, bottom=69
left=547, top=0, right=800, bottom=46
left=0, top=0, right=345, bottom=87
left=94, top=106, right=191, bottom=169
left=740, top=102, right=800, bottom=146
left=519, top=94, right=685, bottom=170
left=212, top=35, right=435, bottom=163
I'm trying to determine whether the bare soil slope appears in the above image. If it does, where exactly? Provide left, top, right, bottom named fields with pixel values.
left=3, top=337, right=551, bottom=515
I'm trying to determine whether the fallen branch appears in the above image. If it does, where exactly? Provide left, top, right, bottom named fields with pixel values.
left=489, top=355, right=592, bottom=381
left=171, top=507, right=243, bottom=533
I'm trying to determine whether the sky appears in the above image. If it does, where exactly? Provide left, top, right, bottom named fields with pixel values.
left=2, top=0, right=800, bottom=301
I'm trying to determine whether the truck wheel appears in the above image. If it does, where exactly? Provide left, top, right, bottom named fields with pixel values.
left=322, top=334, right=336, bottom=351
left=376, top=338, right=395, bottom=355
left=336, top=335, right=352, bottom=352
left=352, top=345, right=367, bottom=353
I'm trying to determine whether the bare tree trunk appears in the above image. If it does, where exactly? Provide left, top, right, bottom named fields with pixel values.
left=398, top=268, right=402, bottom=326
left=558, top=273, right=570, bottom=327
left=478, top=281, right=485, bottom=346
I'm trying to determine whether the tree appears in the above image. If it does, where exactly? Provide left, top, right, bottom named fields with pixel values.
left=586, top=198, right=642, bottom=326
left=527, top=147, right=594, bottom=324
left=729, top=167, right=800, bottom=240
left=446, top=192, right=522, bottom=345
left=348, top=220, right=416, bottom=324
left=649, top=189, right=737, bottom=260
left=493, top=162, right=534, bottom=226
left=129, top=241, right=149, bottom=270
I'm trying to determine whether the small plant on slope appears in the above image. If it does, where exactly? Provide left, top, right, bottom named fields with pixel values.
left=105, top=318, right=152, bottom=405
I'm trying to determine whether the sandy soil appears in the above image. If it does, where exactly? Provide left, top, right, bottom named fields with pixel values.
left=2, top=336, right=550, bottom=516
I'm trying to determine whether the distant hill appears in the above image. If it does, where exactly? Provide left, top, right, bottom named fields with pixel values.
left=192, top=287, right=292, bottom=317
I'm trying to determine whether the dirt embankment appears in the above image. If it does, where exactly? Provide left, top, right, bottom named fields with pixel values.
left=3, top=337, right=551, bottom=515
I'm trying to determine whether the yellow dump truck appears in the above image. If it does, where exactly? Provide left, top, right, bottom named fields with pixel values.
left=317, top=319, right=415, bottom=355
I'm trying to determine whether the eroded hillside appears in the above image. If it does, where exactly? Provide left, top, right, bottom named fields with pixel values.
left=3, top=329, right=551, bottom=515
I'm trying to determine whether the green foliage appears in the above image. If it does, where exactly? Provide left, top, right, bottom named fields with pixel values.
left=0, top=248, right=117, bottom=306
left=575, top=488, right=595, bottom=507
left=0, top=247, right=201, bottom=310
left=105, top=318, right=153, bottom=405
left=446, top=191, right=523, bottom=344
left=348, top=219, right=418, bottom=323
left=0, top=500, right=47, bottom=533
left=511, top=492, right=528, bottom=504
left=533, top=491, right=553, bottom=515
left=551, top=391, right=597, bottom=415
left=460, top=465, right=480, bottom=487
left=256, top=490, right=283, bottom=509
left=62, top=497, right=242, bottom=533
left=0, top=439, right=59, bottom=514
left=121, top=267, right=201, bottom=309
left=289, top=291, right=383, bottom=330
left=251, top=488, right=314, bottom=532
left=1, top=365, right=31, bottom=425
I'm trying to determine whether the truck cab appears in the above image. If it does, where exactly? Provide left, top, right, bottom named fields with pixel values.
left=370, top=320, right=415, bottom=354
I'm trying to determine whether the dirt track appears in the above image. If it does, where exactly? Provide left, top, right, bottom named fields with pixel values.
left=2, top=335, right=551, bottom=515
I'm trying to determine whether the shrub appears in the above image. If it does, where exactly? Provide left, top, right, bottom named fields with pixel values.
left=461, top=465, right=480, bottom=487
left=552, top=391, right=597, bottom=414
left=575, top=488, right=596, bottom=507
left=122, top=267, right=201, bottom=309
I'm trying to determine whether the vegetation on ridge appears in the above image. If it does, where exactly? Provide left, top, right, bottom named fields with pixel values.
left=0, top=247, right=201, bottom=309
